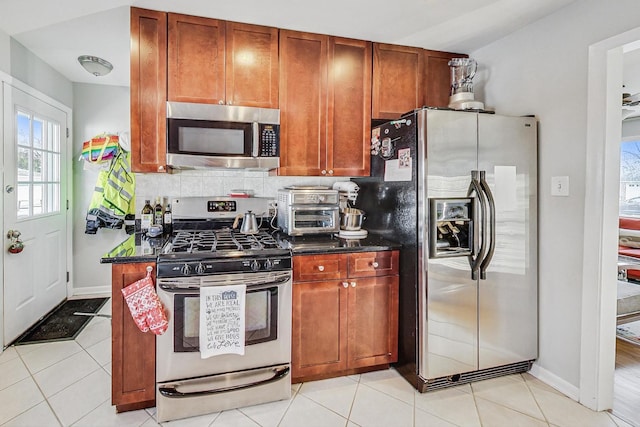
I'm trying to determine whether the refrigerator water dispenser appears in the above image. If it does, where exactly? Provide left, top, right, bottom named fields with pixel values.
left=429, top=198, right=474, bottom=258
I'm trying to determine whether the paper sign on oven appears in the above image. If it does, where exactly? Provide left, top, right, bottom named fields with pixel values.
left=199, top=284, right=246, bottom=358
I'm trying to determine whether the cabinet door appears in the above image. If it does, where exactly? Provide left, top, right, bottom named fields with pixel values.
left=348, top=251, right=399, bottom=278
left=278, top=30, right=328, bottom=176
left=424, top=50, right=467, bottom=108
left=168, top=13, right=226, bottom=104
left=372, top=43, right=423, bottom=120
left=226, top=22, right=279, bottom=108
left=130, top=8, right=167, bottom=173
left=111, top=263, right=156, bottom=412
left=347, top=276, right=399, bottom=368
left=327, top=37, right=372, bottom=177
left=292, top=280, right=348, bottom=380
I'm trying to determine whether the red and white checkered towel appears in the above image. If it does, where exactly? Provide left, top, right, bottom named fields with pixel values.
left=121, top=270, right=168, bottom=335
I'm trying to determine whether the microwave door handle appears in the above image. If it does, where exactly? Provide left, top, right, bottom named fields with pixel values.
left=252, top=122, right=259, bottom=157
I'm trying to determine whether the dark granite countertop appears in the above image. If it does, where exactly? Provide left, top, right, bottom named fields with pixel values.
left=100, top=233, right=169, bottom=264
left=101, top=230, right=401, bottom=264
left=274, top=231, right=401, bottom=255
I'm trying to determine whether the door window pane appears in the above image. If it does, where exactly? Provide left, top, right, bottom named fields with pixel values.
left=15, top=108, right=61, bottom=218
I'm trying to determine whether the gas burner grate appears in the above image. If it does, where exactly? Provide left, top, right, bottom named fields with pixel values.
left=167, top=229, right=280, bottom=254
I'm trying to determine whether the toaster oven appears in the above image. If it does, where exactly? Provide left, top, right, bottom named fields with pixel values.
left=277, top=187, right=340, bottom=235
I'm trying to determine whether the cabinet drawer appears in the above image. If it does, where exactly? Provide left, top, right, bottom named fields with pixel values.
left=293, top=254, right=347, bottom=281
left=348, top=251, right=399, bottom=278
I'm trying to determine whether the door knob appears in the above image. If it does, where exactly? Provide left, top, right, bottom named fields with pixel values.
left=7, top=229, right=24, bottom=254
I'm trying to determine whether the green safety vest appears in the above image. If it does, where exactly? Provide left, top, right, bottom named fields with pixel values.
left=88, top=151, right=135, bottom=217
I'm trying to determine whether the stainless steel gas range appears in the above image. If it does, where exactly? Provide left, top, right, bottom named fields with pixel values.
left=154, top=197, right=292, bottom=423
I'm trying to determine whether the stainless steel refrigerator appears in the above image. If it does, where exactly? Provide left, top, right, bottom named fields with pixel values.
left=352, top=108, right=537, bottom=391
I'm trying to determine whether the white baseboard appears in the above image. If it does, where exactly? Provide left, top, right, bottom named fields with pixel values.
left=529, top=362, right=580, bottom=401
left=71, top=285, right=111, bottom=299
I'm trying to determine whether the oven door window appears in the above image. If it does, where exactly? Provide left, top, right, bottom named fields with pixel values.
left=173, top=286, right=278, bottom=352
left=167, top=119, right=252, bottom=156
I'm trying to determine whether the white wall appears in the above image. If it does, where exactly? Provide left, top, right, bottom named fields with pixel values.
left=471, top=0, right=640, bottom=396
left=9, top=38, right=72, bottom=107
left=0, top=28, right=9, bottom=74
left=72, top=83, right=130, bottom=294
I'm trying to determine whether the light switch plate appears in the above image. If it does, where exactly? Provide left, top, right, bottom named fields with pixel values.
left=551, top=176, right=569, bottom=196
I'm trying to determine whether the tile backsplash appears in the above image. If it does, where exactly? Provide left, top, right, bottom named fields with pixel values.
left=134, top=169, right=350, bottom=213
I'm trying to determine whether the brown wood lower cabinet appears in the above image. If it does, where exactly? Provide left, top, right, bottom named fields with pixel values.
left=111, top=262, right=156, bottom=412
left=291, top=251, right=399, bottom=382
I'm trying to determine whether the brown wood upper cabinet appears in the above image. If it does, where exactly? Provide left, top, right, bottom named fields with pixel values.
left=423, top=49, right=468, bottom=109
left=168, top=14, right=279, bottom=108
left=278, top=30, right=371, bottom=176
left=372, top=43, right=423, bottom=120
left=130, top=7, right=167, bottom=173
left=372, top=43, right=467, bottom=120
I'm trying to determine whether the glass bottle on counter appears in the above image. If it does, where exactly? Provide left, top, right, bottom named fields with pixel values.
left=141, top=199, right=153, bottom=233
left=164, top=203, right=173, bottom=234
left=154, top=197, right=164, bottom=228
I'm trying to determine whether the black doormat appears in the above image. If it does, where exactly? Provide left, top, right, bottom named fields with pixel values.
left=12, top=298, right=109, bottom=346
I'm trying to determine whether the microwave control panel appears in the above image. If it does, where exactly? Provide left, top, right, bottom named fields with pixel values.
left=259, top=124, right=280, bottom=157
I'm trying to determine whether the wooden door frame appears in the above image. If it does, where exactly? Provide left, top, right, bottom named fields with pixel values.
left=0, top=71, right=73, bottom=349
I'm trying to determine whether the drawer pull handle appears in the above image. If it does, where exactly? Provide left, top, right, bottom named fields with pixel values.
left=318, top=265, right=325, bottom=272
left=342, top=282, right=349, bottom=288
left=351, top=282, right=357, bottom=287
left=372, top=261, right=379, bottom=268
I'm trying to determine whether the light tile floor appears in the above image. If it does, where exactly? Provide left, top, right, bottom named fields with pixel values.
left=0, top=298, right=634, bottom=427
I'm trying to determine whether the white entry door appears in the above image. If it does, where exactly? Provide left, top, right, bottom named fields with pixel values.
left=3, top=82, right=69, bottom=345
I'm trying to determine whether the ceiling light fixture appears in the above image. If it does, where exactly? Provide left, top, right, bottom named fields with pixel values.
left=77, top=55, right=113, bottom=76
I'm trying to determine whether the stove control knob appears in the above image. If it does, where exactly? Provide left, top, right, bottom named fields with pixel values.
left=250, top=260, right=260, bottom=271
left=264, top=259, right=273, bottom=270
left=195, top=263, right=205, bottom=275
left=180, top=264, right=191, bottom=275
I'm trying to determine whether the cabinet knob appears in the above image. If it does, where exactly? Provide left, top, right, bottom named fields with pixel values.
left=157, top=165, right=165, bottom=172
left=342, top=282, right=349, bottom=288
left=318, top=265, right=325, bottom=272
left=372, top=261, right=379, bottom=268
left=328, top=170, right=334, bottom=175
left=218, top=100, right=224, bottom=105
left=321, top=170, right=327, bottom=175
left=227, top=100, right=233, bottom=105
left=351, top=281, right=356, bottom=287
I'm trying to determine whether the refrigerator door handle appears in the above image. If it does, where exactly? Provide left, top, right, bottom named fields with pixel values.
left=478, top=170, right=496, bottom=280
left=467, top=170, right=486, bottom=280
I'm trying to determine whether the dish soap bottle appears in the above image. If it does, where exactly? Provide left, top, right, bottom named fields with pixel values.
left=141, top=199, right=153, bottom=233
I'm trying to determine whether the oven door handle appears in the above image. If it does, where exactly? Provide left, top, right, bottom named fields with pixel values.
left=159, top=272, right=292, bottom=292
left=200, top=274, right=292, bottom=290
left=158, top=365, right=290, bottom=398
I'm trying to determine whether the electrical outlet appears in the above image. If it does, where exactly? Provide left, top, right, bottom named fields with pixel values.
left=551, top=176, right=569, bottom=197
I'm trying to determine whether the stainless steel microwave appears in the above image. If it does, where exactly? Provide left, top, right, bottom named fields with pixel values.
left=166, top=102, right=280, bottom=170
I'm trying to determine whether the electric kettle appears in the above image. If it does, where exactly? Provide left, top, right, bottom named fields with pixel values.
left=233, top=211, right=261, bottom=234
